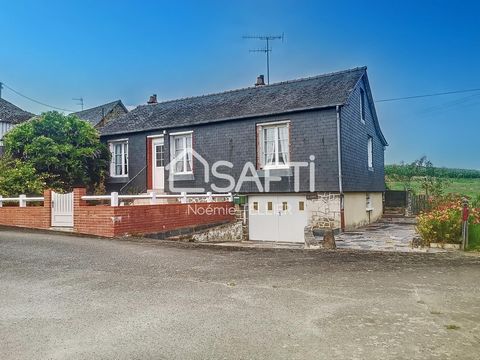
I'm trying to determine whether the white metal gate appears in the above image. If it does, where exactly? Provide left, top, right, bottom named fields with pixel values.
left=51, top=191, right=74, bottom=227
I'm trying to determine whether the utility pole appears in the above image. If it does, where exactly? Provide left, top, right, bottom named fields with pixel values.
left=73, top=97, right=84, bottom=110
left=243, top=33, right=284, bottom=85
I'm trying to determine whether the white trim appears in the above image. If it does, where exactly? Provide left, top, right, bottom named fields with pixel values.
left=170, top=132, right=193, bottom=175
left=169, top=130, right=193, bottom=136
left=256, top=120, right=290, bottom=127
left=360, top=88, right=366, bottom=124
left=258, top=122, right=290, bottom=169
left=109, top=140, right=129, bottom=177
left=147, top=134, right=165, bottom=139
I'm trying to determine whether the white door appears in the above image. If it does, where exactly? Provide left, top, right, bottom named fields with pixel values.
left=249, top=195, right=307, bottom=243
left=51, top=191, right=74, bottom=227
left=152, top=137, right=165, bottom=191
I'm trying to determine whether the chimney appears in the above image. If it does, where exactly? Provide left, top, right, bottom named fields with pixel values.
left=147, top=94, right=158, bottom=104
left=255, top=75, right=265, bottom=87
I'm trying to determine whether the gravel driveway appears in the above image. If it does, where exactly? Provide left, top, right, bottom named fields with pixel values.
left=1, top=228, right=479, bottom=359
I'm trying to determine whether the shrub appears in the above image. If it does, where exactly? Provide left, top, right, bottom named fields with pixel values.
left=416, top=196, right=480, bottom=245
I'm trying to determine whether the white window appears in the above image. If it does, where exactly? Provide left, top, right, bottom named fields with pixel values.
left=366, top=193, right=373, bottom=210
left=259, top=122, right=289, bottom=169
left=0, top=121, right=13, bottom=146
left=171, top=132, right=193, bottom=174
left=109, top=140, right=128, bottom=177
left=367, top=136, right=373, bottom=170
left=360, top=88, right=366, bottom=124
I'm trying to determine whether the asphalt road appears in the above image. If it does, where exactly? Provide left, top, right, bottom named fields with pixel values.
left=1, top=228, right=479, bottom=360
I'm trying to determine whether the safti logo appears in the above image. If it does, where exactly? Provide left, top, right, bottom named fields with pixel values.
left=166, top=148, right=316, bottom=193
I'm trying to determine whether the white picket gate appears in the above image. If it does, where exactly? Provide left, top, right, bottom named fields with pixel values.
left=51, top=191, right=74, bottom=227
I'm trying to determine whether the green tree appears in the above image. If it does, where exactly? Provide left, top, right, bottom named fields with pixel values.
left=3, top=111, right=110, bottom=192
left=0, top=157, right=45, bottom=196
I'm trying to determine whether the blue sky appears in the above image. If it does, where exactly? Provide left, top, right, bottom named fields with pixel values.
left=0, top=0, right=479, bottom=168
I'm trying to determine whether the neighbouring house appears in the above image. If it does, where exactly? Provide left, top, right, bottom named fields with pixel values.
left=100, top=67, right=388, bottom=241
left=0, top=98, right=34, bottom=156
left=71, top=100, right=128, bottom=128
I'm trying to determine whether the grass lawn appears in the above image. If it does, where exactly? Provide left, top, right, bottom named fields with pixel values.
left=468, top=224, right=480, bottom=251
left=386, top=178, right=480, bottom=198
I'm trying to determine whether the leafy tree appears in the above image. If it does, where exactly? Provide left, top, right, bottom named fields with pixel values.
left=3, top=111, right=110, bottom=192
left=0, top=157, right=45, bottom=196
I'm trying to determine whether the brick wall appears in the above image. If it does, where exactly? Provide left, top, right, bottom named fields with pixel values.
left=0, top=189, right=51, bottom=230
left=0, top=188, right=235, bottom=238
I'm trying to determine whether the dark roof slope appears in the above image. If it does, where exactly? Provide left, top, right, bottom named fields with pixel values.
left=0, top=98, right=34, bottom=124
left=101, top=67, right=368, bottom=136
left=72, top=100, right=127, bottom=126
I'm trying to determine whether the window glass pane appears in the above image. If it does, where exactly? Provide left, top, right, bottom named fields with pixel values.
left=282, top=201, right=288, bottom=211
left=156, top=145, right=164, bottom=167
left=263, top=128, right=275, bottom=166
left=299, top=201, right=305, bottom=211
left=267, top=202, right=273, bottom=211
left=253, top=202, right=258, bottom=211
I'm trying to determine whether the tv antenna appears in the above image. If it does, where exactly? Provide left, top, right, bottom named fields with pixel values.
left=73, top=97, right=84, bottom=110
left=243, top=33, right=284, bottom=85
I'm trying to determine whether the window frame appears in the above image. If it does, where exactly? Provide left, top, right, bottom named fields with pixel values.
left=170, top=131, right=193, bottom=175
left=109, top=139, right=129, bottom=178
left=366, top=193, right=373, bottom=211
left=257, top=121, right=290, bottom=170
left=367, top=136, right=374, bottom=171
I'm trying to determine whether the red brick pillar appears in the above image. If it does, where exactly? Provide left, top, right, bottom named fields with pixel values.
left=43, top=189, right=52, bottom=228
left=73, top=188, right=87, bottom=232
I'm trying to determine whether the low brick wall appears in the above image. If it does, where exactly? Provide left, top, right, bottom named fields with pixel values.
left=73, top=188, right=235, bottom=238
left=0, top=188, right=235, bottom=238
left=0, top=190, right=51, bottom=230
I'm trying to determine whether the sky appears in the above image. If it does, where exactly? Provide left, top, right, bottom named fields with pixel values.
left=0, top=0, right=479, bottom=169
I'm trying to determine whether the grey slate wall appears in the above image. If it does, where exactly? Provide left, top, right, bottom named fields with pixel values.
left=103, top=108, right=340, bottom=193
left=340, top=76, right=385, bottom=192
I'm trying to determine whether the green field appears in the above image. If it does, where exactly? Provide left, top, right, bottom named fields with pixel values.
left=386, top=178, right=480, bottom=198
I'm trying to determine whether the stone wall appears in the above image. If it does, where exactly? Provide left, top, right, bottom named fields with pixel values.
left=191, top=221, right=243, bottom=243
left=306, top=192, right=341, bottom=230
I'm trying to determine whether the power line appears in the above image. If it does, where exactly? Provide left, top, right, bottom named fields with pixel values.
left=376, top=88, right=480, bottom=103
left=1, top=82, right=76, bottom=112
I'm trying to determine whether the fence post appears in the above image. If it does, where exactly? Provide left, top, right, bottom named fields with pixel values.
left=462, top=198, right=469, bottom=250
left=0, top=195, right=2, bottom=207
left=111, top=192, right=119, bottom=207
left=207, top=191, right=212, bottom=202
left=19, top=194, right=26, bottom=207
left=181, top=192, right=187, bottom=204
left=150, top=191, right=156, bottom=205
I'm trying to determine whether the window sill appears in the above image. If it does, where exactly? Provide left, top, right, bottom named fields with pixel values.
left=257, top=167, right=293, bottom=177
left=366, top=207, right=374, bottom=212
left=172, top=173, right=194, bottom=181
left=368, top=167, right=374, bottom=172
left=108, top=176, right=129, bottom=184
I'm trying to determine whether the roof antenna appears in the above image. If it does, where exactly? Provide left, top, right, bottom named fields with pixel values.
left=73, top=97, right=84, bottom=111
left=243, top=33, right=284, bottom=85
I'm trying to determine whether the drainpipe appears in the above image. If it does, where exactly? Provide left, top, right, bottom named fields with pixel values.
left=336, top=105, right=345, bottom=231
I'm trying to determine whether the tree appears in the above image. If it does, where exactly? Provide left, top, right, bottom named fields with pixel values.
left=3, top=111, right=110, bottom=192
left=0, top=157, right=45, bottom=196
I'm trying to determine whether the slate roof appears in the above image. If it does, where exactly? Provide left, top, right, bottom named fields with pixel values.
left=0, top=98, right=34, bottom=124
left=100, top=67, right=387, bottom=145
left=72, top=100, right=127, bottom=127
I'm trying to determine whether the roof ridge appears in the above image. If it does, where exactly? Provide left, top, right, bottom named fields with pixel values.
left=145, top=66, right=367, bottom=107
left=72, top=99, right=122, bottom=114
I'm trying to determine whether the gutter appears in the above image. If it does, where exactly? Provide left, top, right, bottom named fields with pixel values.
left=336, top=105, right=345, bottom=231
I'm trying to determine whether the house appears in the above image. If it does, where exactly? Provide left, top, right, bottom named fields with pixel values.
left=100, top=67, right=388, bottom=241
left=71, top=100, right=128, bottom=128
left=0, top=98, right=34, bottom=156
